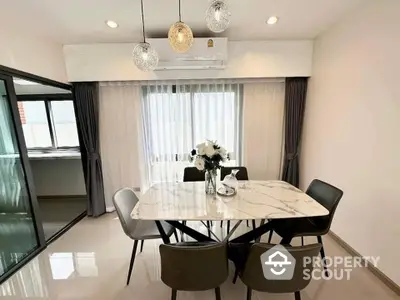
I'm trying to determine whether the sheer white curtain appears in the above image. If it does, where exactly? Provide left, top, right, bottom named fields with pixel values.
left=99, top=82, right=142, bottom=211
left=243, top=81, right=285, bottom=180
left=140, top=80, right=242, bottom=187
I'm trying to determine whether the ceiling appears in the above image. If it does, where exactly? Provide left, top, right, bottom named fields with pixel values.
left=1, top=0, right=368, bottom=44
left=13, top=78, right=70, bottom=95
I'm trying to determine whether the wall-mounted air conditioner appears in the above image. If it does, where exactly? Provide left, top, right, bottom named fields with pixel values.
left=147, top=38, right=228, bottom=71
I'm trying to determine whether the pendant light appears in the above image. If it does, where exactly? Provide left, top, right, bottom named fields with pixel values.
left=133, top=0, right=159, bottom=71
left=206, top=0, right=231, bottom=33
left=168, top=0, right=194, bottom=53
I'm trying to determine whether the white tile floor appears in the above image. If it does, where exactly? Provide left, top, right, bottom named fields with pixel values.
left=0, top=213, right=398, bottom=300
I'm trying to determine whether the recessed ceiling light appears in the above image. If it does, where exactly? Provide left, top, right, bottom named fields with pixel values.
left=106, top=20, right=119, bottom=29
left=266, top=16, right=279, bottom=25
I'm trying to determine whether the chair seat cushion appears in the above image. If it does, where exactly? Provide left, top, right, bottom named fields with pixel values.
left=171, top=241, right=218, bottom=247
left=270, top=217, right=322, bottom=239
left=131, top=220, right=174, bottom=240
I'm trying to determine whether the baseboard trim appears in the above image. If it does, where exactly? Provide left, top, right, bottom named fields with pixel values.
left=37, top=195, right=87, bottom=200
left=106, top=206, right=116, bottom=213
left=328, top=231, right=400, bottom=295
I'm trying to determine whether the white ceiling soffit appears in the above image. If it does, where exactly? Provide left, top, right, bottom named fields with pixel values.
left=0, top=0, right=368, bottom=44
left=13, top=78, right=70, bottom=95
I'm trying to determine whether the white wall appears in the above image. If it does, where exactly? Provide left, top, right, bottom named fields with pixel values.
left=0, top=26, right=67, bottom=83
left=30, top=159, right=86, bottom=196
left=63, top=40, right=313, bottom=82
left=301, top=0, right=400, bottom=285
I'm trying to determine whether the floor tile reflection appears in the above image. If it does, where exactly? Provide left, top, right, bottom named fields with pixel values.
left=0, top=213, right=398, bottom=300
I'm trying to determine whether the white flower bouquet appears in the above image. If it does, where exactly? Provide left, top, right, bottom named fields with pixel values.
left=189, top=140, right=229, bottom=194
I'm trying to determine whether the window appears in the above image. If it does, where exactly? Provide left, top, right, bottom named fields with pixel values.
left=18, top=100, right=79, bottom=150
left=141, top=83, right=243, bottom=184
left=51, top=101, right=79, bottom=147
left=18, top=101, right=52, bottom=148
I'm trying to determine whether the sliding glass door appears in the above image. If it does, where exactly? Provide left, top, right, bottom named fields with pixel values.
left=0, top=75, right=42, bottom=279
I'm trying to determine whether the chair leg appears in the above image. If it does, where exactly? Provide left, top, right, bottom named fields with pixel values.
left=220, top=221, right=223, bottom=228
left=294, top=291, right=301, bottom=300
left=173, top=229, right=179, bottom=243
left=140, top=240, right=144, bottom=253
left=252, top=220, right=256, bottom=230
left=301, top=236, right=304, bottom=246
left=268, top=230, right=273, bottom=243
left=246, top=288, right=252, bottom=300
left=280, top=237, right=293, bottom=245
left=171, top=289, right=177, bottom=300
left=127, top=240, right=138, bottom=285
left=232, top=268, right=239, bottom=284
left=317, top=235, right=328, bottom=277
left=226, top=221, right=231, bottom=235
left=246, top=220, right=249, bottom=227
left=181, top=221, right=187, bottom=242
left=207, top=221, right=212, bottom=238
left=215, top=287, right=221, bottom=300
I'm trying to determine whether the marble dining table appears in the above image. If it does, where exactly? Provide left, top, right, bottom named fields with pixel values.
left=131, top=180, right=329, bottom=244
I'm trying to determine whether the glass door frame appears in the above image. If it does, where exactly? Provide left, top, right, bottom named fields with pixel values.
left=0, top=65, right=80, bottom=285
left=0, top=65, right=88, bottom=285
left=0, top=73, right=47, bottom=283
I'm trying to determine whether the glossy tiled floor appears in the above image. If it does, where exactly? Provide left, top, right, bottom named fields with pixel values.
left=0, top=213, right=398, bottom=300
left=38, top=197, right=87, bottom=240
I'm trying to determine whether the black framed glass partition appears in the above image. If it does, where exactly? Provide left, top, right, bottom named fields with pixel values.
left=0, top=74, right=44, bottom=279
left=0, top=66, right=87, bottom=284
left=14, top=79, right=87, bottom=241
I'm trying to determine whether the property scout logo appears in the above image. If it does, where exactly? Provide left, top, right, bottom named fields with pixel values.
left=260, top=245, right=380, bottom=281
left=260, top=245, right=296, bottom=280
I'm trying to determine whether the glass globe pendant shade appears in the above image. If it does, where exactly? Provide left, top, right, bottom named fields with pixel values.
left=132, top=42, right=159, bottom=71
left=206, top=0, right=230, bottom=33
left=168, top=21, right=194, bottom=53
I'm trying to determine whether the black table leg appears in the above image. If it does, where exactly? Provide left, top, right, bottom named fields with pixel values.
left=255, top=219, right=266, bottom=243
left=231, top=221, right=273, bottom=243
left=157, top=219, right=272, bottom=245
left=166, top=221, right=215, bottom=242
left=206, top=221, right=212, bottom=238
left=155, top=221, right=171, bottom=244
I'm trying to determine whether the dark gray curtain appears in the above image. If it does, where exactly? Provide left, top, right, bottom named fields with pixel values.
left=282, top=77, right=308, bottom=187
left=72, top=82, right=106, bottom=217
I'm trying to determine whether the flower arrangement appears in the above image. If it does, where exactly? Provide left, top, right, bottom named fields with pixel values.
left=189, top=140, right=229, bottom=194
left=190, top=140, right=229, bottom=172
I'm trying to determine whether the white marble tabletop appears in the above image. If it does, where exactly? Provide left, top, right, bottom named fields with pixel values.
left=131, top=180, right=329, bottom=221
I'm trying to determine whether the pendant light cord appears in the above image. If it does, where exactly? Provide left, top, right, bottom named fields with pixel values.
left=140, top=0, right=146, bottom=43
left=178, top=0, right=182, bottom=22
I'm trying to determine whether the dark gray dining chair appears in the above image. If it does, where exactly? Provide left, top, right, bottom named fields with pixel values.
left=240, top=243, right=322, bottom=300
left=113, top=188, right=178, bottom=285
left=183, top=167, right=212, bottom=238
left=183, top=166, right=205, bottom=182
left=160, top=242, right=228, bottom=300
left=268, top=179, right=343, bottom=276
left=219, top=166, right=255, bottom=232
